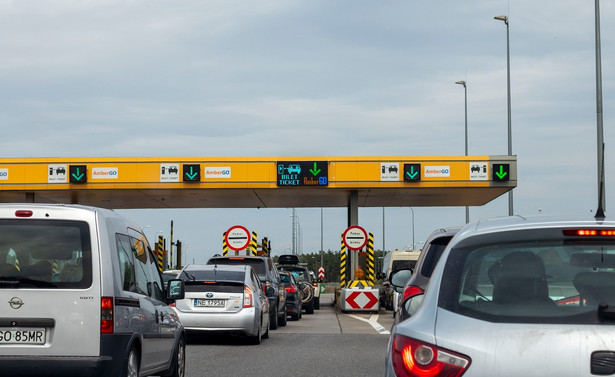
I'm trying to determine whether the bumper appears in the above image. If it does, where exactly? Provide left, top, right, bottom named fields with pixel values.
left=176, top=307, right=260, bottom=336
left=0, top=334, right=132, bottom=377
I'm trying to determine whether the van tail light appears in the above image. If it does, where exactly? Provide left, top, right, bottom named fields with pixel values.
left=244, top=285, right=253, bottom=308
left=392, top=335, right=470, bottom=377
left=403, top=285, right=424, bottom=301
left=101, top=297, right=114, bottom=334
left=286, top=286, right=296, bottom=293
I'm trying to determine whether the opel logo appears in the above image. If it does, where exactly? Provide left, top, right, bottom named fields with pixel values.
left=8, top=297, right=24, bottom=309
left=205, top=292, right=214, bottom=298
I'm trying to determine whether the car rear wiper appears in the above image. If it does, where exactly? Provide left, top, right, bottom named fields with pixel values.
left=598, top=302, right=615, bottom=321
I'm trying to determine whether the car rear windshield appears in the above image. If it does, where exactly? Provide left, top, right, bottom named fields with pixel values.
left=282, top=267, right=310, bottom=282
left=439, top=233, right=615, bottom=324
left=208, top=258, right=266, bottom=280
left=0, top=219, right=92, bottom=289
left=179, top=269, right=245, bottom=293
left=420, top=236, right=454, bottom=278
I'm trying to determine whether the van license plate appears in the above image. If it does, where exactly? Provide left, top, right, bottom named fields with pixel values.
left=0, top=328, right=46, bottom=344
left=194, top=299, right=225, bottom=307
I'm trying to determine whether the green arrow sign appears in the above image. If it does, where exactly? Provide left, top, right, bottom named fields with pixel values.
left=182, top=164, right=201, bottom=182
left=69, top=165, right=87, bottom=183
left=492, top=164, right=510, bottom=181
left=403, top=164, right=421, bottom=182
left=309, top=162, right=321, bottom=176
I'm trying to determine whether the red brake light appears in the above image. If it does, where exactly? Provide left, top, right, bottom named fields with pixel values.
left=244, top=285, right=253, bottom=308
left=563, top=229, right=615, bottom=236
left=403, top=285, right=424, bottom=301
left=101, top=297, right=114, bottom=334
left=15, top=210, right=33, bottom=217
left=285, top=286, right=296, bottom=293
left=392, top=335, right=470, bottom=377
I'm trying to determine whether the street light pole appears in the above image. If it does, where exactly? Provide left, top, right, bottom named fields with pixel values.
left=495, top=15, right=514, bottom=216
left=409, top=207, right=415, bottom=250
left=594, top=0, right=606, bottom=216
left=456, top=80, right=470, bottom=224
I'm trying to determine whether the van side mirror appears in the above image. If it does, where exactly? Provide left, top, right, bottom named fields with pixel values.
left=166, top=279, right=185, bottom=300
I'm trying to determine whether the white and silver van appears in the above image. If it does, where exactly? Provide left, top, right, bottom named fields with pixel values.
left=0, top=204, right=186, bottom=377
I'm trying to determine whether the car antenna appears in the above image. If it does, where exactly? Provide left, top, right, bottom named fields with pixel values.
left=595, top=142, right=606, bottom=219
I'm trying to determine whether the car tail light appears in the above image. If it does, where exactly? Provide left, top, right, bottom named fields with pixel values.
left=15, top=210, right=33, bottom=218
left=101, top=297, right=114, bottom=334
left=392, top=335, right=470, bottom=377
left=564, top=229, right=615, bottom=237
left=286, top=286, right=296, bottom=293
left=403, top=285, right=424, bottom=301
left=244, top=285, right=253, bottom=308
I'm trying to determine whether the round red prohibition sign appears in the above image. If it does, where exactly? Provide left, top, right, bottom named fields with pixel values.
left=225, top=225, right=250, bottom=251
left=343, top=225, right=368, bottom=251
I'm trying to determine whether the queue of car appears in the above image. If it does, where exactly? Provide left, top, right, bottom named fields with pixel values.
left=385, top=214, right=615, bottom=376
left=160, top=253, right=318, bottom=347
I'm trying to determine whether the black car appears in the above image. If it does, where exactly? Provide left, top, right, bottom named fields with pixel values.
left=278, top=270, right=303, bottom=320
left=207, top=255, right=288, bottom=329
left=277, top=254, right=316, bottom=314
left=393, top=226, right=461, bottom=324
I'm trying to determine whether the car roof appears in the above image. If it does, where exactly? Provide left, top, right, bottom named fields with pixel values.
left=184, top=264, right=248, bottom=272
left=457, top=214, right=615, bottom=240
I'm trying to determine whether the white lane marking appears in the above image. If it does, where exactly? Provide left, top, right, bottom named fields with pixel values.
left=348, top=314, right=390, bottom=335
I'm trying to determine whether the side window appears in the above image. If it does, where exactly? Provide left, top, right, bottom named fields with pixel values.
left=117, top=234, right=148, bottom=295
left=117, top=234, right=137, bottom=292
left=145, top=245, right=165, bottom=301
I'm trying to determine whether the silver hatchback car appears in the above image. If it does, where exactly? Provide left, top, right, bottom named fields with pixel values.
left=171, top=264, right=270, bottom=344
left=386, top=215, right=615, bottom=377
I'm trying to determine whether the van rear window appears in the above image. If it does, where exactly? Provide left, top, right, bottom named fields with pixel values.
left=0, top=219, right=92, bottom=289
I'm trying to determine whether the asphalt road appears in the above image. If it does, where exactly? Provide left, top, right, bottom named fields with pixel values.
left=183, top=294, right=394, bottom=377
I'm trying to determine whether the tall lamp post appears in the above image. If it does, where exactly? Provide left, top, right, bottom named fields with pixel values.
left=495, top=15, right=514, bottom=216
left=455, top=80, right=470, bottom=224
left=409, top=207, right=415, bottom=250
left=594, top=0, right=605, bottom=216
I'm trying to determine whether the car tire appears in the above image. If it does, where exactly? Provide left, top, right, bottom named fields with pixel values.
left=278, top=306, right=287, bottom=327
left=123, top=345, right=139, bottom=377
left=250, top=326, right=262, bottom=345
left=291, top=311, right=300, bottom=321
left=306, top=300, right=314, bottom=314
left=314, top=296, right=320, bottom=310
left=270, top=305, right=279, bottom=330
left=263, top=321, right=270, bottom=339
left=161, top=336, right=186, bottom=377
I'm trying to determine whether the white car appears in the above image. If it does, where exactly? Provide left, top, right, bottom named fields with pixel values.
left=172, top=264, right=270, bottom=344
left=386, top=215, right=615, bottom=376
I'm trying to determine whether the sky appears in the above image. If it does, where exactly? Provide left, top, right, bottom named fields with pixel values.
left=0, top=0, right=614, bottom=265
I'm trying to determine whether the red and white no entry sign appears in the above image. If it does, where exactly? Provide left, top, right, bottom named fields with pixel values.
left=343, top=225, right=368, bottom=250
left=225, top=225, right=250, bottom=251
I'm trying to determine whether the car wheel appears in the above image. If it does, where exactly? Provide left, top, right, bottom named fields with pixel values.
left=270, top=306, right=279, bottom=330
left=250, top=326, right=262, bottom=345
left=123, top=345, right=139, bottom=377
left=314, top=296, right=320, bottom=310
left=278, top=306, right=287, bottom=327
left=263, top=320, right=270, bottom=339
left=306, top=300, right=314, bottom=314
left=291, top=311, right=300, bottom=321
left=161, top=336, right=186, bottom=377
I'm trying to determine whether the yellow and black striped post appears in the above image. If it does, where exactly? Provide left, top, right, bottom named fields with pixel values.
left=340, top=234, right=347, bottom=288
left=52, top=260, right=59, bottom=276
left=250, top=231, right=258, bottom=256
left=222, top=231, right=229, bottom=256
left=262, top=237, right=269, bottom=256
left=156, top=235, right=164, bottom=272
left=366, top=232, right=375, bottom=287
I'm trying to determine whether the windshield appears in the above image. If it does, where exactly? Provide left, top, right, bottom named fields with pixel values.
left=0, top=219, right=92, bottom=289
left=440, top=238, right=615, bottom=324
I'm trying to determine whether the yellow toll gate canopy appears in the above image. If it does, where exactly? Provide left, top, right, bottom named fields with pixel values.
left=0, top=156, right=516, bottom=209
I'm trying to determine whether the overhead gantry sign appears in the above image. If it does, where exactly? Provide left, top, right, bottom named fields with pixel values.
left=0, top=156, right=516, bottom=209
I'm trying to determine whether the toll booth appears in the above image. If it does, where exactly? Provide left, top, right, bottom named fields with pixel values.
left=338, top=226, right=379, bottom=313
